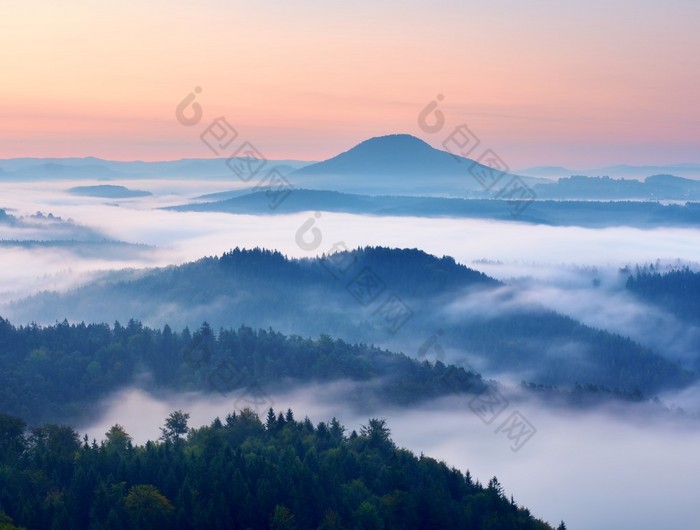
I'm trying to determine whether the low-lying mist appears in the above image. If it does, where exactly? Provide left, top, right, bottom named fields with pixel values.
left=444, top=263, right=700, bottom=366
left=81, top=381, right=700, bottom=530
left=4, top=176, right=700, bottom=529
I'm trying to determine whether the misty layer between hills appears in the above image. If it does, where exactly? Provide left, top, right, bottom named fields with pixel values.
left=7, top=247, right=697, bottom=401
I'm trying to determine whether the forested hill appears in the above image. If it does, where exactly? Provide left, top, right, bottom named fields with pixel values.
left=0, top=318, right=484, bottom=426
left=169, top=189, right=700, bottom=227
left=626, top=267, right=700, bottom=325
left=8, top=246, right=498, bottom=356
left=0, top=409, right=560, bottom=530
left=8, top=247, right=694, bottom=394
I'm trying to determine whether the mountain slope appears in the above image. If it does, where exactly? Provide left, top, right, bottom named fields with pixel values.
left=7, top=247, right=693, bottom=393
left=169, top=188, right=700, bottom=227
left=0, top=157, right=312, bottom=181
left=67, top=184, right=152, bottom=198
left=627, top=267, right=700, bottom=326
left=0, top=408, right=557, bottom=530
left=533, top=174, right=700, bottom=200
left=289, top=134, right=539, bottom=195
left=518, top=163, right=700, bottom=179
left=0, top=317, right=485, bottom=425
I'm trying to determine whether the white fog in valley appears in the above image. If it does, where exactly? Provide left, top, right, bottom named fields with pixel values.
left=2, top=178, right=699, bottom=529
left=1, top=178, right=699, bottom=304
left=81, top=384, right=700, bottom=530
left=4, top=1, right=699, bottom=528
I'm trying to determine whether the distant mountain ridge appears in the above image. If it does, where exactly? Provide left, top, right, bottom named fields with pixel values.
left=518, top=163, right=700, bottom=180
left=534, top=174, right=700, bottom=200
left=0, top=157, right=311, bottom=181
left=68, top=184, right=152, bottom=198
left=2, top=141, right=697, bottom=193
left=169, top=188, right=700, bottom=227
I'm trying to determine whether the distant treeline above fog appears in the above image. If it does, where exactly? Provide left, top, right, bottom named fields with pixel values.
left=170, top=190, right=700, bottom=228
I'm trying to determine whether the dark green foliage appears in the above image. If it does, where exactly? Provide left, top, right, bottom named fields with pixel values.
left=0, top=512, right=25, bottom=530
left=124, top=484, right=174, bottom=528
left=0, top=410, right=556, bottom=529
left=0, top=317, right=483, bottom=425
left=9, top=247, right=692, bottom=394
left=0, top=414, right=26, bottom=464
left=160, top=411, right=190, bottom=443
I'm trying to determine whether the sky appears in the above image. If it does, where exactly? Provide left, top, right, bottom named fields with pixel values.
left=1, top=0, right=699, bottom=167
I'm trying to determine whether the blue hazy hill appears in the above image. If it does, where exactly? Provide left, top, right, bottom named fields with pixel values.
left=169, top=188, right=700, bottom=228
left=67, top=184, right=152, bottom=198
left=289, top=134, right=541, bottom=195
left=534, top=174, right=700, bottom=200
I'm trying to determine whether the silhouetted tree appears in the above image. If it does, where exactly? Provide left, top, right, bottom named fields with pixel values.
left=160, top=411, right=190, bottom=443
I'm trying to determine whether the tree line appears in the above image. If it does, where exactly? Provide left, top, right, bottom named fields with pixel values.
left=0, top=409, right=563, bottom=529
left=0, top=317, right=484, bottom=426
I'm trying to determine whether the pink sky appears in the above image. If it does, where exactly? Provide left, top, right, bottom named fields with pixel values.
left=1, top=0, right=698, bottom=168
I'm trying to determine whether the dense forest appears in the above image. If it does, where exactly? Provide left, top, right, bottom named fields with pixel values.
left=8, top=247, right=694, bottom=393
left=0, top=409, right=561, bottom=530
left=0, top=317, right=485, bottom=426
left=626, top=266, right=700, bottom=325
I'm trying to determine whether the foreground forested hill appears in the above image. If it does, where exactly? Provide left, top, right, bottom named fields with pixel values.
left=0, top=410, right=560, bottom=529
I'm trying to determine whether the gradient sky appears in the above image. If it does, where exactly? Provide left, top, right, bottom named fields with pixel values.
left=2, top=0, right=698, bottom=167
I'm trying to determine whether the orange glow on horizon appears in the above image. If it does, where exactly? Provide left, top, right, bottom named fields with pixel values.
left=1, top=0, right=698, bottom=167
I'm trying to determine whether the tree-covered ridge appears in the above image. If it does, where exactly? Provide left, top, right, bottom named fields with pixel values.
left=9, top=246, right=496, bottom=342
left=0, top=410, right=559, bottom=530
left=0, top=317, right=484, bottom=426
left=169, top=187, right=700, bottom=227
left=8, top=247, right=694, bottom=394
left=449, top=311, right=695, bottom=393
left=626, top=266, right=700, bottom=325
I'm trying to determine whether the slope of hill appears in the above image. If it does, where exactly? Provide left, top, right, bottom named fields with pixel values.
left=289, top=134, right=540, bottom=195
left=0, top=157, right=312, bottom=181
left=0, top=208, right=157, bottom=261
left=533, top=174, right=700, bottom=200
left=0, top=317, right=485, bottom=425
left=169, top=188, right=700, bottom=227
left=518, top=163, right=700, bottom=180
left=68, top=185, right=152, bottom=198
left=0, top=209, right=109, bottom=241
left=626, top=267, right=700, bottom=327
left=7, top=247, right=694, bottom=394
left=0, top=409, right=557, bottom=530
